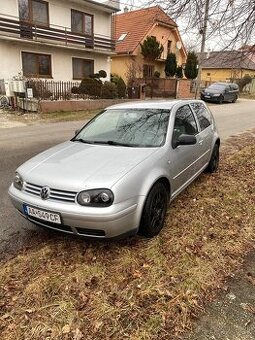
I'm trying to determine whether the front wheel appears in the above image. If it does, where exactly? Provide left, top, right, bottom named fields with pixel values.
left=139, top=182, right=169, bottom=238
left=205, top=144, right=219, bottom=173
left=232, top=95, right=238, bottom=103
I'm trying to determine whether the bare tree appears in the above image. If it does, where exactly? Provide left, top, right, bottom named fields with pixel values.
left=148, top=0, right=255, bottom=49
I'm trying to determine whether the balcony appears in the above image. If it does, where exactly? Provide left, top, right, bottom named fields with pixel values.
left=0, top=14, right=115, bottom=53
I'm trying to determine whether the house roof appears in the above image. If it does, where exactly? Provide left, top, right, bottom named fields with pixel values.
left=199, top=51, right=255, bottom=70
left=82, top=0, right=120, bottom=13
left=114, top=6, right=177, bottom=55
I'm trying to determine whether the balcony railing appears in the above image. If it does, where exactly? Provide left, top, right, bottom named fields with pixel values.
left=0, top=15, right=115, bottom=51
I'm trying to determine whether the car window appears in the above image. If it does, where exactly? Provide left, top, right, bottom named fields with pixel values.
left=172, top=105, right=198, bottom=144
left=190, top=102, right=212, bottom=131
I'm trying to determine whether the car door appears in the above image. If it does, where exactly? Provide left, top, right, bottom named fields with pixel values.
left=224, top=85, right=232, bottom=101
left=169, top=104, right=201, bottom=198
left=190, top=102, right=214, bottom=172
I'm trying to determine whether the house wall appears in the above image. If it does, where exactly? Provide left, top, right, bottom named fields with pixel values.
left=0, top=40, right=111, bottom=81
left=111, top=24, right=186, bottom=84
left=201, top=68, right=255, bottom=82
left=0, top=0, right=114, bottom=82
left=1, top=0, right=111, bottom=37
left=146, top=25, right=186, bottom=64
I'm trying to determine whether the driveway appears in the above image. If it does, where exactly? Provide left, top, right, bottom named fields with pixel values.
left=0, top=98, right=255, bottom=258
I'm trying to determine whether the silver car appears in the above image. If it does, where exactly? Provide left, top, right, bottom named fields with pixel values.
left=9, top=100, right=220, bottom=239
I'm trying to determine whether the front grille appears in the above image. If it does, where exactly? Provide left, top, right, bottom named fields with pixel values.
left=76, top=227, right=106, bottom=237
left=24, top=182, right=77, bottom=203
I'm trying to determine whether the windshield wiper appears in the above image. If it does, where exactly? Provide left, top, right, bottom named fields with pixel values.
left=72, top=138, right=95, bottom=144
left=92, top=140, right=136, bottom=147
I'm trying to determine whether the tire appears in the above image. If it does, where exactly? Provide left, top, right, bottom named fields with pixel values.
left=218, top=95, right=224, bottom=104
left=232, top=95, right=237, bottom=103
left=139, top=182, right=169, bottom=238
left=205, top=144, right=219, bottom=173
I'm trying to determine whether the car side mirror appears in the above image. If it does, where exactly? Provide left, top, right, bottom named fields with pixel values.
left=173, top=134, right=197, bottom=149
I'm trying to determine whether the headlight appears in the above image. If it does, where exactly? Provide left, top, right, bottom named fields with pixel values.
left=77, top=189, right=114, bottom=207
left=14, top=172, right=23, bottom=190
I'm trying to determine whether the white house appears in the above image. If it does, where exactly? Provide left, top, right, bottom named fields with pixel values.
left=0, top=0, right=119, bottom=85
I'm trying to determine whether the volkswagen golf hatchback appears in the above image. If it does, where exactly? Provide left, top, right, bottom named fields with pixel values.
left=9, top=100, right=220, bottom=239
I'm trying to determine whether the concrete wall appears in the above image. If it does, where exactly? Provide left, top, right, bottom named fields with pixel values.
left=40, top=98, right=131, bottom=113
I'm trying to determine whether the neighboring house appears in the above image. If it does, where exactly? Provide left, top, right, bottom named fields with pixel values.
left=199, top=50, right=255, bottom=83
left=111, top=6, right=187, bottom=84
left=0, top=0, right=119, bottom=83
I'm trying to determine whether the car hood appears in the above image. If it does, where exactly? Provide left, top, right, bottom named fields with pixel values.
left=18, top=141, right=158, bottom=191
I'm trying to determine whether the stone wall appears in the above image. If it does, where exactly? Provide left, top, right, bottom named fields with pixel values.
left=40, top=99, right=131, bottom=113
left=176, top=79, right=195, bottom=99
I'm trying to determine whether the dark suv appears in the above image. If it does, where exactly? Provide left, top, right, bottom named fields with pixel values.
left=201, top=82, right=239, bottom=104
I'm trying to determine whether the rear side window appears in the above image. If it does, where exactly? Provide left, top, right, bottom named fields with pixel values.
left=190, top=102, right=212, bottom=131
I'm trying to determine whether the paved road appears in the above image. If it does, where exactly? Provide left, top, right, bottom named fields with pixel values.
left=0, top=99, right=254, bottom=258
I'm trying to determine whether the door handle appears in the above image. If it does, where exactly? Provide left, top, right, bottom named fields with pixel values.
left=198, top=140, right=203, bottom=145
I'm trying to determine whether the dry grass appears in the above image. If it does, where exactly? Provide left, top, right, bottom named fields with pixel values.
left=0, top=132, right=254, bottom=340
left=2, top=109, right=99, bottom=124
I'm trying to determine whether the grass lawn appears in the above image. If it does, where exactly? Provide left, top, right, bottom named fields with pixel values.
left=0, top=132, right=254, bottom=340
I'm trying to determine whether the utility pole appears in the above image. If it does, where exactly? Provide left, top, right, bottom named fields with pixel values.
left=195, top=0, right=210, bottom=98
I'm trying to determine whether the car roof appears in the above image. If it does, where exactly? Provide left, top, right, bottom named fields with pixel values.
left=107, top=99, right=204, bottom=110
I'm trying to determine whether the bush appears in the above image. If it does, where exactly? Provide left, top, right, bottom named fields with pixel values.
left=101, top=81, right=118, bottom=99
left=236, top=75, right=252, bottom=92
left=176, top=66, right=183, bottom=78
left=111, top=73, right=127, bottom=98
left=184, top=51, right=198, bottom=79
left=154, top=71, right=160, bottom=78
left=165, top=53, right=177, bottom=77
left=98, top=70, right=107, bottom=78
left=79, top=78, right=102, bottom=97
left=71, top=86, right=80, bottom=94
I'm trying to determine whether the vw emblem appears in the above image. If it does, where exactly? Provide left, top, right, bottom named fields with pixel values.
left=40, top=186, right=50, bottom=200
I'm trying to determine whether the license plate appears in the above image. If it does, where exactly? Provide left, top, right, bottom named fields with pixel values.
left=204, top=95, right=210, bottom=98
left=23, top=204, right=61, bottom=224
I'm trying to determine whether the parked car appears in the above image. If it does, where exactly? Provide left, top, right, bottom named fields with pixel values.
left=9, top=100, right=220, bottom=239
left=201, top=82, right=239, bottom=104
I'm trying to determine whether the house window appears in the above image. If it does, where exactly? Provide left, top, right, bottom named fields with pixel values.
left=22, top=52, right=52, bottom=78
left=143, top=64, right=154, bottom=78
left=71, top=10, right=93, bottom=36
left=72, top=58, right=94, bottom=80
left=18, top=0, right=49, bottom=26
left=167, top=40, right=172, bottom=55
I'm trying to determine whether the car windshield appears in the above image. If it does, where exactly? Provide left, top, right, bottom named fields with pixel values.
left=207, top=84, right=226, bottom=91
left=73, top=108, right=171, bottom=147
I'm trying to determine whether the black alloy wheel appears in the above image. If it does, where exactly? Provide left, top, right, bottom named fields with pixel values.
left=139, top=182, right=169, bottom=237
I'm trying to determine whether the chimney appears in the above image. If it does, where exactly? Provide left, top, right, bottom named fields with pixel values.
left=124, top=6, right=129, bottom=13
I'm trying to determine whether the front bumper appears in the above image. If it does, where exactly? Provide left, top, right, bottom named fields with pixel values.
left=8, top=184, right=144, bottom=239
left=201, top=94, right=221, bottom=102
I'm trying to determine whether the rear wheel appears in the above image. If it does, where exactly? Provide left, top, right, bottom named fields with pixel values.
left=218, top=95, right=224, bottom=104
left=139, top=182, right=169, bottom=238
left=205, top=144, right=219, bottom=173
